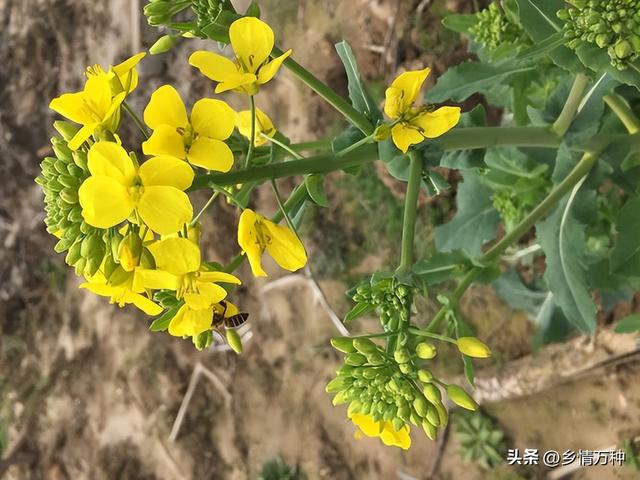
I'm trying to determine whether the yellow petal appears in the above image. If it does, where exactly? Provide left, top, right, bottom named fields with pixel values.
left=168, top=305, right=212, bottom=337
left=236, top=108, right=276, bottom=146
left=128, top=292, right=163, bottom=315
left=148, top=237, right=201, bottom=275
left=222, top=301, right=239, bottom=317
left=189, top=51, right=239, bottom=82
left=412, top=106, right=461, bottom=138
left=83, top=73, right=113, bottom=117
left=187, top=137, right=234, bottom=172
left=87, top=141, right=136, bottom=185
left=229, top=17, right=274, bottom=73
left=184, top=292, right=214, bottom=310
left=190, top=98, right=235, bottom=140
left=142, top=125, right=186, bottom=159
left=197, top=271, right=241, bottom=285
left=215, top=72, right=258, bottom=94
left=349, top=413, right=381, bottom=437
left=257, top=49, right=291, bottom=85
left=139, top=155, right=194, bottom=190
left=262, top=219, right=307, bottom=272
left=137, top=186, right=193, bottom=235
left=111, top=52, right=146, bottom=93
left=237, top=209, right=266, bottom=277
left=68, top=123, right=98, bottom=151
left=138, top=268, right=181, bottom=290
left=49, top=92, right=95, bottom=125
left=143, top=85, right=188, bottom=130
left=391, top=123, right=425, bottom=153
left=186, top=283, right=227, bottom=308
left=385, top=68, right=431, bottom=117
left=379, top=424, right=411, bottom=450
left=78, top=176, right=134, bottom=228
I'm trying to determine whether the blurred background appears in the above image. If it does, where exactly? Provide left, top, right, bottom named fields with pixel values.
left=1, top=0, right=640, bottom=479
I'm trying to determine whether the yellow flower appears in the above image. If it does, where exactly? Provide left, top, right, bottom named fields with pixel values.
left=80, top=269, right=162, bottom=316
left=189, top=17, right=292, bottom=95
left=139, top=237, right=241, bottom=337
left=78, top=141, right=194, bottom=235
left=142, top=85, right=235, bottom=172
left=236, top=108, right=276, bottom=146
left=237, top=209, right=307, bottom=277
left=349, top=412, right=411, bottom=450
left=49, top=53, right=145, bottom=151
left=384, top=67, right=461, bottom=153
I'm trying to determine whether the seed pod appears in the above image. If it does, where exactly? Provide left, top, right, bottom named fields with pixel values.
left=225, top=329, right=243, bottom=354
left=446, top=385, right=478, bottom=411
left=331, top=337, right=355, bottom=353
left=423, top=383, right=442, bottom=404
left=345, top=353, right=367, bottom=366
left=456, top=337, right=492, bottom=358
left=416, top=342, right=437, bottom=359
left=353, top=338, right=378, bottom=355
left=417, top=369, right=434, bottom=383
left=422, top=420, right=437, bottom=440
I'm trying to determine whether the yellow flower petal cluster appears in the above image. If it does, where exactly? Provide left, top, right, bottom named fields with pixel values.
left=189, top=17, right=291, bottom=95
left=78, top=141, right=194, bottom=235
left=142, top=85, right=236, bottom=172
left=49, top=53, right=145, bottom=150
left=349, top=412, right=411, bottom=450
left=384, top=67, right=461, bottom=153
left=236, top=108, right=276, bottom=146
left=237, top=209, right=307, bottom=277
left=140, top=237, right=241, bottom=337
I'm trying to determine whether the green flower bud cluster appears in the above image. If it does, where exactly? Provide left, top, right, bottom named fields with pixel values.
left=469, top=2, right=530, bottom=53
left=351, top=279, right=412, bottom=331
left=190, top=0, right=236, bottom=31
left=144, top=0, right=192, bottom=27
left=491, top=189, right=524, bottom=232
left=328, top=336, right=479, bottom=440
left=559, top=0, right=640, bottom=70
left=144, top=0, right=237, bottom=36
left=36, top=125, right=109, bottom=276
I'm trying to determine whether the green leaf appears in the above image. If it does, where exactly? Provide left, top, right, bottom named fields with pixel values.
left=513, top=0, right=583, bottom=73
left=493, top=269, right=549, bottom=318
left=426, top=61, right=536, bottom=103
left=305, top=174, right=329, bottom=208
left=537, top=196, right=597, bottom=332
left=345, top=302, right=375, bottom=323
left=442, top=14, right=477, bottom=33
left=150, top=303, right=183, bottom=332
left=516, top=31, right=565, bottom=62
left=575, top=43, right=640, bottom=90
left=333, top=125, right=365, bottom=153
left=435, top=171, right=500, bottom=257
left=440, top=105, right=486, bottom=169
left=413, top=251, right=472, bottom=286
left=611, top=195, right=640, bottom=277
left=335, top=41, right=382, bottom=123
left=244, top=1, right=260, bottom=17
left=614, top=314, right=640, bottom=334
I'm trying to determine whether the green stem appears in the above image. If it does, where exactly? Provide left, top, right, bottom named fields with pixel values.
left=271, top=180, right=299, bottom=235
left=407, top=327, right=457, bottom=345
left=399, top=151, right=423, bottom=269
left=604, top=93, right=640, bottom=134
left=122, top=102, right=149, bottom=139
left=336, top=134, right=374, bottom=157
left=272, top=46, right=374, bottom=135
left=426, top=151, right=599, bottom=333
left=246, top=95, right=256, bottom=168
left=292, top=139, right=333, bottom=151
left=551, top=74, right=590, bottom=136
left=190, top=191, right=219, bottom=226
left=262, top=133, right=304, bottom=159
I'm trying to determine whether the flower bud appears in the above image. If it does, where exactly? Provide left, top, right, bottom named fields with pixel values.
left=353, top=338, right=378, bottom=355
left=425, top=404, right=441, bottom=427
left=413, top=395, right=428, bottom=417
left=226, top=329, right=243, bottom=354
left=417, top=369, right=434, bottom=383
left=53, top=121, right=80, bottom=142
left=422, top=420, right=437, bottom=440
left=415, top=342, right=437, bottom=359
left=394, top=348, right=411, bottom=364
left=193, top=330, right=213, bottom=351
left=331, top=337, right=355, bottom=353
left=456, top=337, right=492, bottom=358
left=345, top=353, right=367, bottom=366
left=373, top=123, right=392, bottom=141
left=325, top=377, right=346, bottom=394
left=446, top=385, right=478, bottom=411
left=118, top=232, right=143, bottom=272
left=149, top=34, right=179, bottom=55
left=332, top=390, right=349, bottom=406
left=422, top=383, right=442, bottom=404
left=367, top=353, right=385, bottom=366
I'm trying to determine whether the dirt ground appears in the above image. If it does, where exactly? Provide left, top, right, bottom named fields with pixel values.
left=2, top=0, right=640, bottom=479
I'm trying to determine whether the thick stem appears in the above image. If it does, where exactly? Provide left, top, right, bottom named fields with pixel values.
left=426, top=152, right=599, bottom=333
left=551, top=74, right=590, bottom=136
left=272, top=46, right=374, bottom=135
left=604, top=93, right=640, bottom=134
left=399, top=151, right=423, bottom=269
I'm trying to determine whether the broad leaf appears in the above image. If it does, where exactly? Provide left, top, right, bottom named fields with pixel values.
left=305, top=174, right=329, bottom=208
left=435, top=170, right=500, bottom=257
left=614, top=314, right=640, bottom=334
left=413, top=251, right=473, bottom=286
left=537, top=196, right=597, bottom=332
left=441, top=14, right=477, bottom=34
left=610, top=195, right=640, bottom=277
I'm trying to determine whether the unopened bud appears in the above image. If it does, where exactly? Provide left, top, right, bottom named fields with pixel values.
left=226, top=329, right=243, bottom=354
left=331, top=336, right=355, bottom=353
left=456, top=337, right=492, bottom=358
left=416, top=342, right=437, bottom=359
left=446, top=384, right=478, bottom=411
left=149, top=34, right=180, bottom=55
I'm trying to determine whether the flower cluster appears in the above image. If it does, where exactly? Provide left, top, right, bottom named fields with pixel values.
left=40, top=17, right=305, bottom=351
left=559, top=0, right=640, bottom=70
left=469, top=2, right=531, bottom=53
